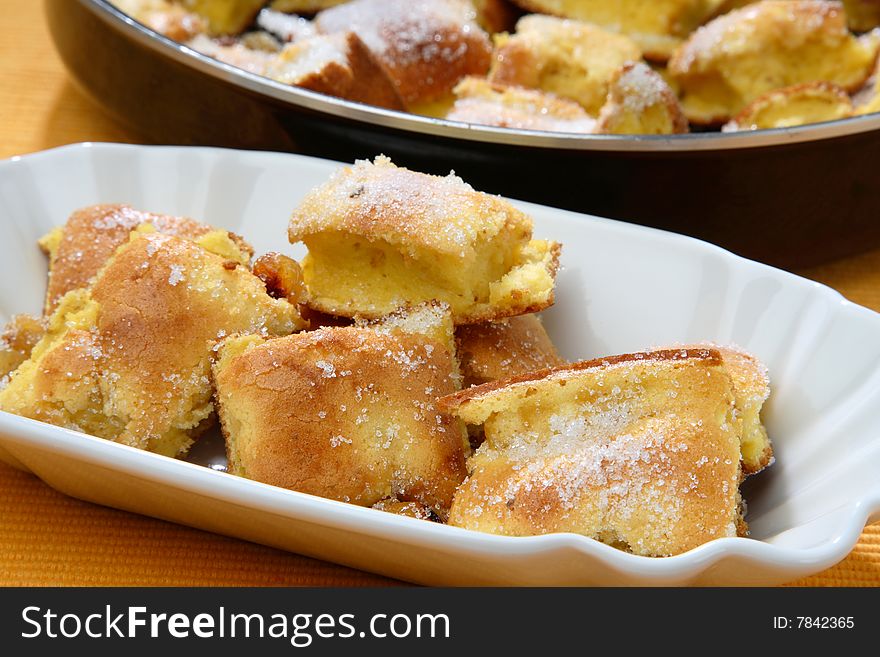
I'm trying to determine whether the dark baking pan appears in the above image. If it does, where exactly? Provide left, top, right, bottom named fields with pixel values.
left=46, top=0, right=880, bottom=268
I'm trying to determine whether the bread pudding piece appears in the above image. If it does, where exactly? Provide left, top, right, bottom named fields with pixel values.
left=288, top=156, right=561, bottom=324
left=213, top=303, right=468, bottom=518
left=0, top=230, right=305, bottom=457
left=439, top=348, right=748, bottom=556
left=489, top=15, right=643, bottom=115
left=265, top=32, right=404, bottom=109
left=595, top=62, right=690, bottom=134
left=508, top=0, right=726, bottom=61
left=315, top=0, right=493, bottom=107
left=111, top=0, right=207, bottom=41
left=723, top=81, right=854, bottom=131
left=447, top=77, right=597, bottom=132
left=256, top=8, right=317, bottom=43
left=38, top=204, right=251, bottom=314
left=457, top=314, right=564, bottom=387
left=0, top=315, right=45, bottom=388
left=669, top=1, right=880, bottom=124
left=178, top=0, right=267, bottom=35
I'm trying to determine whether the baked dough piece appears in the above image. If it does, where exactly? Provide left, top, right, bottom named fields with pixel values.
left=315, top=0, right=493, bottom=107
left=0, top=230, right=305, bottom=457
left=456, top=313, right=564, bottom=387
left=213, top=303, right=468, bottom=518
left=669, top=1, right=879, bottom=124
left=723, top=81, right=854, bottom=131
left=179, top=0, right=267, bottom=35
left=110, top=0, right=207, bottom=40
left=440, top=349, right=747, bottom=556
left=471, top=0, right=522, bottom=33
left=288, top=156, right=561, bottom=324
left=266, top=32, right=405, bottom=109
left=38, top=204, right=250, bottom=314
left=0, top=315, right=45, bottom=387
left=595, top=62, right=689, bottom=134
left=508, top=0, right=726, bottom=61
left=187, top=34, right=279, bottom=74
left=709, top=345, right=772, bottom=474
left=489, top=15, right=642, bottom=115
left=447, top=77, right=598, bottom=133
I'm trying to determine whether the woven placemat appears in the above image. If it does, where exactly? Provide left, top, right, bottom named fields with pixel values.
left=0, top=463, right=876, bottom=586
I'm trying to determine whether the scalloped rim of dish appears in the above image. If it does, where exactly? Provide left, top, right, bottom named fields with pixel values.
left=1, top=142, right=879, bottom=585
left=81, top=0, right=880, bottom=153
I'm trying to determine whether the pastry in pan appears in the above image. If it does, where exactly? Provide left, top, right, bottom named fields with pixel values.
left=507, top=0, right=727, bottom=61
left=110, top=0, right=207, bottom=41
left=595, top=62, right=689, bottom=134
left=288, top=155, right=561, bottom=324
left=723, top=81, right=854, bottom=131
left=38, top=204, right=252, bottom=314
left=0, top=229, right=305, bottom=457
left=439, top=348, right=748, bottom=556
left=0, top=315, right=45, bottom=387
left=447, top=76, right=598, bottom=133
left=669, top=1, right=879, bottom=124
left=489, top=14, right=642, bottom=115
left=213, top=303, right=468, bottom=518
left=265, top=31, right=404, bottom=109
left=471, top=0, right=523, bottom=33
left=456, top=313, right=564, bottom=387
left=316, top=0, right=493, bottom=108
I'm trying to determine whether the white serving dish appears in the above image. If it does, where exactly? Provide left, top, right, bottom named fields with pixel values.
left=1, top=143, right=878, bottom=586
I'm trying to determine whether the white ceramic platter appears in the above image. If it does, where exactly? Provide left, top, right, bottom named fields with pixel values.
left=1, top=143, right=878, bottom=586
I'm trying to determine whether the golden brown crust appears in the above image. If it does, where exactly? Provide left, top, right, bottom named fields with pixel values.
left=267, top=32, right=405, bottom=110
left=315, top=0, right=493, bottom=107
left=372, top=498, right=441, bottom=521
left=0, top=232, right=304, bottom=457
left=41, top=204, right=252, bottom=314
left=213, top=319, right=468, bottom=518
left=439, top=347, right=723, bottom=412
left=456, top=313, right=564, bottom=387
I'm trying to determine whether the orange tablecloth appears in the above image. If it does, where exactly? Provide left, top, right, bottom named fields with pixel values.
left=0, top=1, right=878, bottom=587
